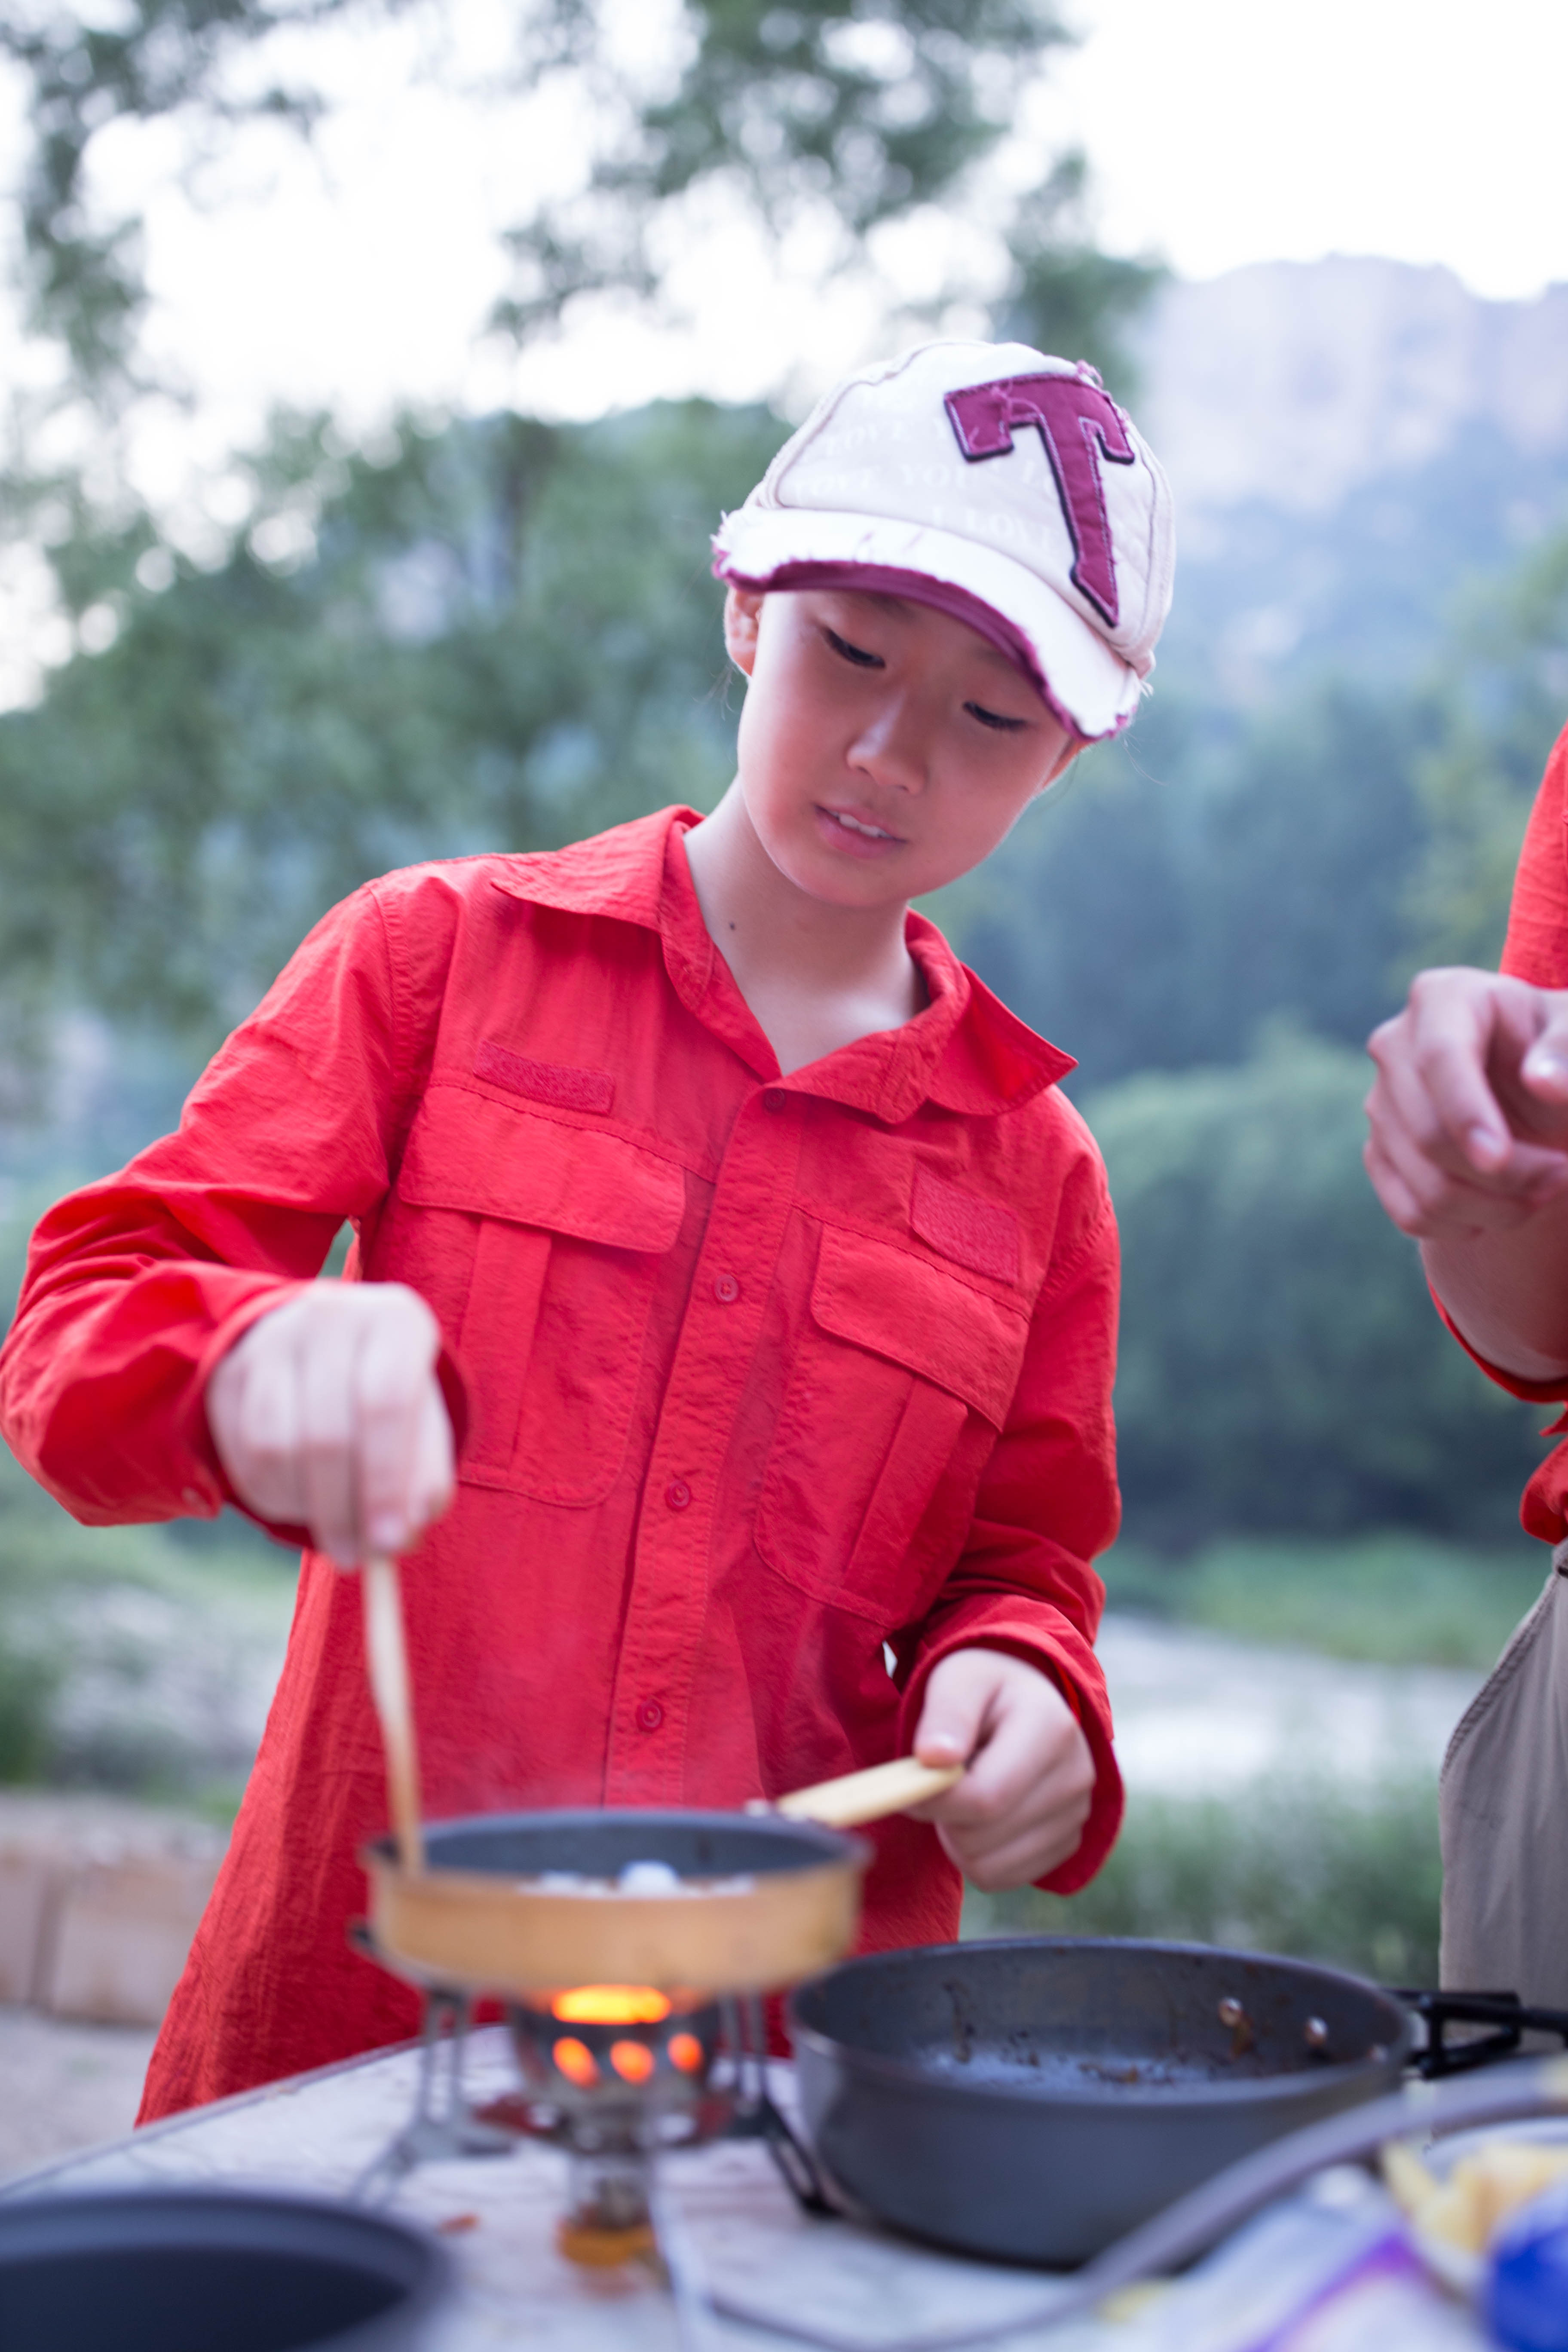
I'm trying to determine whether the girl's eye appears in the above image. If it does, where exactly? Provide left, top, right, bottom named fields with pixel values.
left=965, top=701, right=1029, bottom=734
left=824, top=627, right=883, bottom=669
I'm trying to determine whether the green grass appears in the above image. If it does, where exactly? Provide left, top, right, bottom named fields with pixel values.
left=1102, top=1531, right=1547, bottom=1669
left=965, top=1774, right=1442, bottom=1985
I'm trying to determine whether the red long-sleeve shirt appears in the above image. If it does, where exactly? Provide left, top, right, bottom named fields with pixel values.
left=0, top=806, right=1123, bottom=2116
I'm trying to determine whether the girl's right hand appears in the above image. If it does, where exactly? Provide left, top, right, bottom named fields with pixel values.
left=1365, top=967, right=1568, bottom=1238
left=205, top=1283, right=455, bottom=1566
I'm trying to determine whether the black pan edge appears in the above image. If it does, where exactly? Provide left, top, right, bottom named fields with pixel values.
left=787, top=1936, right=1415, bottom=2112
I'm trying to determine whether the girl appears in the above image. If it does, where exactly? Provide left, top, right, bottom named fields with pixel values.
left=0, top=339, right=1174, bottom=2115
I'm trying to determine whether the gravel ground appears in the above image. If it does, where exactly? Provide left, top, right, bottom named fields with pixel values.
left=0, top=2006, right=156, bottom=2184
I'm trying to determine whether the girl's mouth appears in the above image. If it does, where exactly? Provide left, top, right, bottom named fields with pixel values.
left=816, top=805, right=902, bottom=854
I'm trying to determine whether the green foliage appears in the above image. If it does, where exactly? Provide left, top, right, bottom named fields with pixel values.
left=1087, top=1029, right=1547, bottom=1542
left=0, top=399, right=785, bottom=1045
left=956, top=680, right=1432, bottom=1090
left=969, top=1775, right=1442, bottom=1985
left=2, top=0, right=1107, bottom=430
left=1401, top=529, right=1568, bottom=975
left=1102, top=1531, right=1547, bottom=1669
left=992, top=156, right=1165, bottom=398
left=1, top=0, right=352, bottom=390
left=500, top=0, right=1076, bottom=338
left=0, top=1636, right=58, bottom=1782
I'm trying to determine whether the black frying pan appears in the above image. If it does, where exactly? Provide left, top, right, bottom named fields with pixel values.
left=788, top=1936, right=1414, bottom=2266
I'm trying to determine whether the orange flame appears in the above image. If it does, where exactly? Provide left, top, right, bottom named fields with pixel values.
left=551, top=2037, right=599, bottom=2088
left=610, top=2040, right=658, bottom=2085
left=551, top=1985, right=672, bottom=2025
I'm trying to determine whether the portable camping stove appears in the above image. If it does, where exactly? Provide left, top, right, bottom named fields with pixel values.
left=351, top=1929, right=827, bottom=2263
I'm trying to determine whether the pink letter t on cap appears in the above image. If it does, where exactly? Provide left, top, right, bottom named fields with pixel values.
left=711, top=340, right=1175, bottom=742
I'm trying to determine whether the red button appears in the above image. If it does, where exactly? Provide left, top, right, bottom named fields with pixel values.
left=665, top=1478, right=692, bottom=1511
left=763, top=1092, right=787, bottom=1114
left=713, top=1274, right=740, bottom=1305
left=636, top=1699, right=665, bottom=1732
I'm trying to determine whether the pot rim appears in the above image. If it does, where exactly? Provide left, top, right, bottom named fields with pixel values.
left=363, top=1804, right=872, bottom=1877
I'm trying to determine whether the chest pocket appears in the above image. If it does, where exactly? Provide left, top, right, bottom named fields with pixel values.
left=396, top=1090, right=685, bottom=1505
left=753, top=1224, right=1030, bottom=1626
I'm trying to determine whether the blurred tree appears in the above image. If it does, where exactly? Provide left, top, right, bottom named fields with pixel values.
left=990, top=155, right=1163, bottom=394
left=1400, top=528, right=1568, bottom=976
left=0, top=399, right=784, bottom=1049
left=496, top=3, right=1161, bottom=393
left=1089, top=1028, right=1547, bottom=1544
left=3, top=0, right=345, bottom=396
left=956, top=680, right=1433, bottom=1089
left=2, top=0, right=1133, bottom=423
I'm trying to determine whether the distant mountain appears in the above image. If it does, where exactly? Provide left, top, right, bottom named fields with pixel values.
left=1133, top=259, right=1568, bottom=700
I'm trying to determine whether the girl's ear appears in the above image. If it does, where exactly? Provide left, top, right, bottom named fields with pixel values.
left=723, top=585, right=764, bottom=677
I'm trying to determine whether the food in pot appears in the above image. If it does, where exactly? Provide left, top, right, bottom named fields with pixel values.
left=521, top=1862, right=757, bottom=1898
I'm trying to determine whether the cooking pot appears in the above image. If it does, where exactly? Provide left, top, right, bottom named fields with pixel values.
left=0, top=2187, right=451, bottom=2352
left=789, top=1936, right=1415, bottom=2266
left=362, top=1806, right=870, bottom=1997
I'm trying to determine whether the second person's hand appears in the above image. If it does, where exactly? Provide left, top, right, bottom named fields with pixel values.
left=205, top=1283, right=455, bottom=1566
left=1365, top=966, right=1568, bottom=1238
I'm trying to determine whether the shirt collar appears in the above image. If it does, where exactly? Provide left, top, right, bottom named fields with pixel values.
left=489, top=805, right=1072, bottom=1123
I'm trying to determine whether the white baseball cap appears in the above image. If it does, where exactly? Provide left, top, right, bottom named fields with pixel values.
left=712, top=340, right=1175, bottom=742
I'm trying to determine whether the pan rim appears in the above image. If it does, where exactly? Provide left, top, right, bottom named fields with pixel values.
left=787, top=1933, right=1415, bottom=2113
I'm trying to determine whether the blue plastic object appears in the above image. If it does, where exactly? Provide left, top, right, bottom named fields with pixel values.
left=1487, top=2180, right=1568, bottom=2351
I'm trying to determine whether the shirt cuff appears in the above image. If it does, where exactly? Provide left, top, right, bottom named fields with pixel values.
left=1430, top=1283, right=1568, bottom=1411
left=896, top=1609, right=1124, bottom=1897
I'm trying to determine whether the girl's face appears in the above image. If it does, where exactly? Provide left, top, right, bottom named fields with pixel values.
left=724, top=585, right=1078, bottom=910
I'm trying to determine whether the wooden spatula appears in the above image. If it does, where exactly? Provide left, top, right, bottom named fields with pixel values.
left=362, top=1554, right=425, bottom=1875
left=763, top=1753, right=964, bottom=1828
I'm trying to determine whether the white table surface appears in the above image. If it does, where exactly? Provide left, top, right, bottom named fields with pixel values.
left=0, top=2028, right=1488, bottom=2352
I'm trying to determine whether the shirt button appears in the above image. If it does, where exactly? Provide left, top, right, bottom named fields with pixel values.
left=713, top=1273, right=741, bottom=1305
left=763, top=1091, right=787, bottom=1114
left=636, top=1698, right=665, bottom=1732
left=665, top=1478, right=692, bottom=1511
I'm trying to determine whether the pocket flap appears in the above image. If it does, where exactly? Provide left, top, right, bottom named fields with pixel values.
left=811, top=1226, right=1028, bottom=1427
left=397, top=1088, right=685, bottom=1252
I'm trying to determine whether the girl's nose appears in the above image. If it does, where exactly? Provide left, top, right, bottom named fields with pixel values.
left=848, top=699, right=927, bottom=796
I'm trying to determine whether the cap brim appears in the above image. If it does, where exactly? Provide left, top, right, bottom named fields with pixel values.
left=712, top=506, right=1142, bottom=741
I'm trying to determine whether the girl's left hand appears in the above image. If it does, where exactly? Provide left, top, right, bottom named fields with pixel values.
left=910, top=1648, right=1094, bottom=1889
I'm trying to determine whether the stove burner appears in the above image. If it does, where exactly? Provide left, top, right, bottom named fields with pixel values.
left=503, top=1985, right=734, bottom=2263
left=348, top=1926, right=830, bottom=2261
left=512, top=1986, right=721, bottom=2105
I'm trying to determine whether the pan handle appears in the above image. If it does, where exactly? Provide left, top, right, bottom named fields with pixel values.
left=770, top=1755, right=962, bottom=1829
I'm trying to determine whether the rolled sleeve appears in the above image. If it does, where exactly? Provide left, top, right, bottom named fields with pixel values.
left=898, top=1187, right=1124, bottom=1892
left=0, top=880, right=451, bottom=1528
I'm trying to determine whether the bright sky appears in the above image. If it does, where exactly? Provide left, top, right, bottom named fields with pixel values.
left=1052, top=0, right=1568, bottom=301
